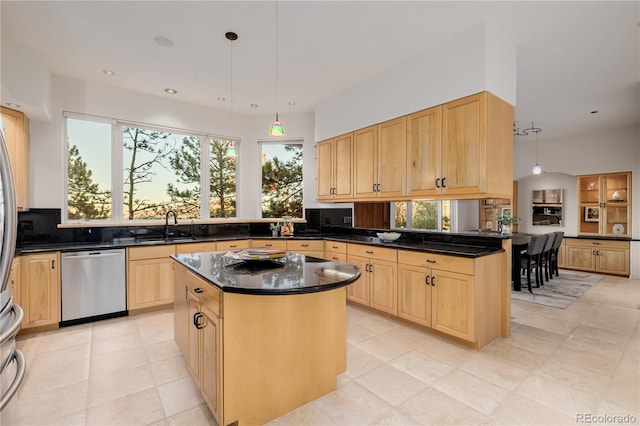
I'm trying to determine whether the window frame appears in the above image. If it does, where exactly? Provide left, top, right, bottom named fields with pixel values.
left=63, top=112, right=240, bottom=223
left=258, top=138, right=304, bottom=219
left=391, top=200, right=457, bottom=232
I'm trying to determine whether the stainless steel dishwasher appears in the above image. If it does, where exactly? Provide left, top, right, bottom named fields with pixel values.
left=61, top=248, right=127, bottom=326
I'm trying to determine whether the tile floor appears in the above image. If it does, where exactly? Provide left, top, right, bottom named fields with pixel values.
left=14, top=272, right=640, bottom=425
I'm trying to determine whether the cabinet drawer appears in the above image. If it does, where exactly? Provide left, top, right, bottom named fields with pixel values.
left=217, top=240, right=250, bottom=250
left=186, top=270, right=221, bottom=317
left=397, top=250, right=473, bottom=275
left=128, top=245, right=176, bottom=261
left=324, top=241, right=347, bottom=254
left=251, top=239, right=287, bottom=250
left=176, top=242, right=217, bottom=254
left=565, top=239, right=629, bottom=250
left=325, top=253, right=347, bottom=263
left=347, top=243, right=397, bottom=262
left=287, top=240, right=324, bottom=252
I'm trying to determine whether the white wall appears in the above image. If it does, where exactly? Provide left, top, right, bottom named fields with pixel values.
left=29, top=75, right=315, bottom=218
left=314, top=23, right=516, bottom=141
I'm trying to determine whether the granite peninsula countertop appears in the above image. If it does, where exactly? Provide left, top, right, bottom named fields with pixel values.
left=171, top=251, right=361, bottom=295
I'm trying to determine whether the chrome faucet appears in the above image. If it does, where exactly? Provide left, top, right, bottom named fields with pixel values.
left=164, top=210, right=178, bottom=239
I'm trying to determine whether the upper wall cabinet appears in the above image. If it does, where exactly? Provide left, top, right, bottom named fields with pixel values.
left=578, top=172, right=632, bottom=238
left=1, top=107, right=30, bottom=210
left=317, top=91, right=513, bottom=203
left=317, top=133, right=354, bottom=201
left=353, top=117, right=406, bottom=200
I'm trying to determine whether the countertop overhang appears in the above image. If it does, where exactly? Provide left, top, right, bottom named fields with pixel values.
left=172, top=251, right=361, bottom=295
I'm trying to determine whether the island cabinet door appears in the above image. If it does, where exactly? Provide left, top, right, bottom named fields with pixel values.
left=431, top=270, right=475, bottom=342
left=397, top=264, right=431, bottom=327
left=186, top=291, right=201, bottom=383
left=200, top=303, right=222, bottom=423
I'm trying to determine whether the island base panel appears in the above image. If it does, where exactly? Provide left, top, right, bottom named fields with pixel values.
left=223, top=288, right=347, bottom=425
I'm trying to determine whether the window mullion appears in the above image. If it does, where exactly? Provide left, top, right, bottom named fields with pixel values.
left=112, top=124, right=124, bottom=222
left=201, top=136, right=210, bottom=219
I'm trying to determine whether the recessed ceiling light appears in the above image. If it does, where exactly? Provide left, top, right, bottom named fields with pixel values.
left=5, top=102, right=21, bottom=108
left=590, top=110, right=599, bottom=114
left=154, top=36, right=174, bottom=47
left=287, top=101, right=295, bottom=106
left=250, top=104, right=258, bottom=108
left=103, top=69, right=115, bottom=76
left=217, top=97, right=226, bottom=102
left=164, top=88, right=178, bottom=94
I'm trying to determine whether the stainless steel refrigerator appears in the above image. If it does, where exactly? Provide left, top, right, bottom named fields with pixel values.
left=0, top=125, right=25, bottom=424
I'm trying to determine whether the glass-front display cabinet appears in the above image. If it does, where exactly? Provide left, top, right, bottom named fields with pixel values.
left=578, top=172, right=631, bottom=237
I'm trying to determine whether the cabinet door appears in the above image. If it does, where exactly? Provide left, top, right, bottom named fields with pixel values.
left=398, top=264, right=431, bottom=327
left=406, top=106, right=441, bottom=197
left=565, top=245, right=596, bottom=272
left=1, top=107, right=30, bottom=210
left=10, top=257, right=21, bottom=308
left=173, top=261, right=188, bottom=356
left=21, top=252, right=60, bottom=328
left=441, top=93, right=485, bottom=195
left=602, top=173, right=631, bottom=237
left=369, top=259, right=397, bottom=315
left=251, top=239, right=287, bottom=250
left=186, top=291, right=201, bottom=382
left=333, top=133, right=354, bottom=200
left=377, top=117, right=406, bottom=198
left=128, top=258, right=174, bottom=309
left=346, top=255, right=369, bottom=305
left=431, top=270, right=474, bottom=342
left=353, top=125, right=378, bottom=199
left=200, top=304, right=222, bottom=423
left=316, top=139, right=334, bottom=200
left=597, top=247, right=629, bottom=275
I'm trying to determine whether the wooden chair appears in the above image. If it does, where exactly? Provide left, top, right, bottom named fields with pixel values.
left=520, top=234, right=548, bottom=293
left=549, top=231, right=564, bottom=278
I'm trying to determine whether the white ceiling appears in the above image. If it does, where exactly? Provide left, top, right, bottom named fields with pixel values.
left=1, top=1, right=638, bottom=141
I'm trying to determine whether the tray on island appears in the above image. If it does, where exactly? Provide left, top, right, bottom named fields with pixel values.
left=223, top=249, right=286, bottom=261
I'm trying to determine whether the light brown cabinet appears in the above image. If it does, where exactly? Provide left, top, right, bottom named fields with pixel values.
left=565, top=238, right=629, bottom=276
left=346, top=243, right=398, bottom=315
left=216, top=239, right=249, bottom=251
left=324, top=240, right=347, bottom=263
left=10, top=257, right=21, bottom=308
left=406, top=106, right=442, bottom=197
left=287, top=239, right=324, bottom=258
left=353, top=117, right=406, bottom=200
left=250, top=239, right=287, bottom=250
left=478, top=198, right=511, bottom=231
left=127, top=245, right=176, bottom=311
left=316, top=133, right=354, bottom=200
left=21, top=252, right=60, bottom=329
left=578, top=172, right=632, bottom=238
left=175, top=242, right=216, bottom=254
left=1, top=107, right=30, bottom=210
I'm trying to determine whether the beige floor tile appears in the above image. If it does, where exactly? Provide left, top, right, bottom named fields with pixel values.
left=549, top=344, right=619, bottom=376
left=490, top=393, right=575, bottom=425
left=460, top=353, right=530, bottom=390
left=150, top=354, right=190, bottom=385
left=92, top=316, right=138, bottom=341
left=534, top=356, right=611, bottom=397
left=603, top=361, right=640, bottom=412
left=502, top=328, right=562, bottom=355
left=39, top=409, right=87, bottom=426
left=415, top=335, right=477, bottom=367
left=90, top=346, right=150, bottom=378
left=355, top=363, right=428, bottom=407
left=432, top=369, right=510, bottom=415
left=343, top=343, right=384, bottom=379
left=356, top=311, right=402, bottom=334
left=397, top=387, right=493, bottom=425
left=167, top=404, right=217, bottom=426
left=509, top=323, right=568, bottom=344
left=17, top=380, right=88, bottom=425
left=87, top=363, right=156, bottom=407
left=18, top=357, right=90, bottom=398
left=355, top=330, right=414, bottom=362
left=346, top=322, right=379, bottom=344
left=389, top=349, right=455, bottom=385
left=581, top=304, right=640, bottom=335
left=313, top=380, right=395, bottom=425
left=35, top=326, right=93, bottom=354
left=480, top=339, right=545, bottom=372
left=27, top=341, right=91, bottom=374
left=157, top=376, right=205, bottom=418
left=91, top=332, right=144, bottom=357
left=145, top=339, right=181, bottom=363
left=138, top=322, right=175, bottom=346
left=86, top=387, right=166, bottom=425
left=595, top=399, right=639, bottom=421
left=515, top=373, right=600, bottom=418
left=266, top=401, right=337, bottom=425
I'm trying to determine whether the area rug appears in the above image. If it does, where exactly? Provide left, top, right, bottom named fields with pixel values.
left=512, top=270, right=603, bottom=309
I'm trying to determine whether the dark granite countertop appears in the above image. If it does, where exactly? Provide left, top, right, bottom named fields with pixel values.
left=172, top=251, right=361, bottom=295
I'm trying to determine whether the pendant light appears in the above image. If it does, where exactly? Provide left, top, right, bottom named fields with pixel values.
left=529, top=122, right=542, bottom=175
left=268, top=0, right=285, bottom=136
left=225, top=31, right=237, bottom=111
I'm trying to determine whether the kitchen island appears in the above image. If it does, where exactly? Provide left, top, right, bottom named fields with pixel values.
left=171, top=250, right=360, bottom=426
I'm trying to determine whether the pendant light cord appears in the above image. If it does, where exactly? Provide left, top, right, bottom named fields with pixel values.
left=275, top=0, right=279, bottom=117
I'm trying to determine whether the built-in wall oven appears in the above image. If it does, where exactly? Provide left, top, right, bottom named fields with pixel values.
left=61, top=249, right=127, bottom=326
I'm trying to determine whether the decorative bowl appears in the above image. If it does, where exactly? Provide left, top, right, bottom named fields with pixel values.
left=376, top=232, right=401, bottom=242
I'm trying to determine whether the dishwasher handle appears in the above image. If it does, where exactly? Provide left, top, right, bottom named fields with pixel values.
left=63, top=252, right=124, bottom=260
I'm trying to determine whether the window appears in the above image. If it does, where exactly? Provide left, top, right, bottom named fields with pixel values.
left=392, top=200, right=455, bottom=231
left=64, top=113, right=239, bottom=222
left=260, top=141, right=303, bottom=218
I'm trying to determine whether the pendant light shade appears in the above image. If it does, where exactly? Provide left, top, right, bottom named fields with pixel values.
left=532, top=163, right=542, bottom=175
left=269, top=0, right=285, bottom=136
left=269, top=113, right=285, bottom=136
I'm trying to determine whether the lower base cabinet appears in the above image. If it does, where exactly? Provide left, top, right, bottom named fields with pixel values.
left=127, top=245, right=176, bottom=311
left=564, top=238, right=630, bottom=276
left=346, top=244, right=398, bottom=315
left=20, top=252, right=60, bottom=329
